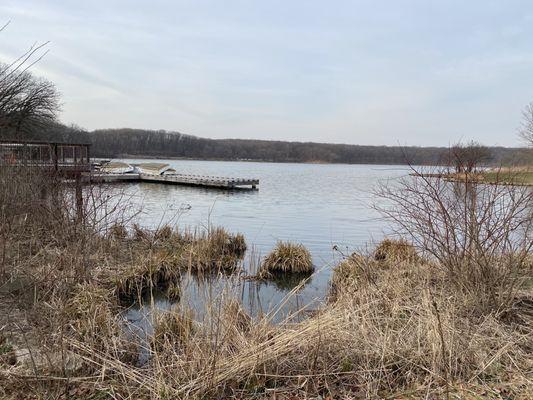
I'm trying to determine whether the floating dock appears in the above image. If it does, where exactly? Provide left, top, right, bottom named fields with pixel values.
left=88, top=172, right=259, bottom=189
left=0, top=141, right=259, bottom=190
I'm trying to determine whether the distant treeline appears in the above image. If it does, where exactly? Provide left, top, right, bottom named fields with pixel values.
left=3, top=125, right=530, bottom=166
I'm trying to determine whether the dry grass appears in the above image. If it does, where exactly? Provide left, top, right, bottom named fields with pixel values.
left=1, top=169, right=532, bottom=399
left=165, top=282, right=182, bottom=301
left=443, top=169, right=533, bottom=186
left=3, top=240, right=532, bottom=399
left=0, top=335, right=16, bottom=367
left=151, top=310, right=194, bottom=354
left=107, top=225, right=246, bottom=300
left=329, top=252, right=368, bottom=300
left=373, top=238, right=419, bottom=263
left=57, top=250, right=530, bottom=399
left=260, top=241, right=313, bottom=276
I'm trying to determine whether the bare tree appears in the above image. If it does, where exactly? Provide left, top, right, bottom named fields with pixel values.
left=0, top=66, right=60, bottom=136
left=447, top=141, right=492, bottom=173
left=0, top=29, right=59, bottom=137
left=519, top=102, right=533, bottom=147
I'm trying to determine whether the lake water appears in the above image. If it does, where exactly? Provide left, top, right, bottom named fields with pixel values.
left=118, top=160, right=410, bottom=333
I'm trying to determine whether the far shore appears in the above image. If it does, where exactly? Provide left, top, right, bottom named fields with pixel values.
left=412, top=167, right=533, bottom=186
left=93, top=154, right=533, bottom=169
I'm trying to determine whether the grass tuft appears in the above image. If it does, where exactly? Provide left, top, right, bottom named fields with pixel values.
left=181, top=227, right=247, bottom=273
left=260, top=241, right=313, bottom=276
left=151, top=310, right=194, bottom=353
left=109, top=223, right=128, bottom=240
left=330, top=252, right=368, bottom=299
left=374, top=238, right=418, bottom=263
left=165, top=282, right=181, bottom=301
left=0, top=335, right=16, bottom=366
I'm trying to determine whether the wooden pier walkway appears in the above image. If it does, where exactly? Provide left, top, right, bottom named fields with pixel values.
left=89, top=172, right=259, bottom=189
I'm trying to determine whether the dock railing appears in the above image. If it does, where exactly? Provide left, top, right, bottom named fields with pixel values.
left=0, top=139, right=91, bottom=176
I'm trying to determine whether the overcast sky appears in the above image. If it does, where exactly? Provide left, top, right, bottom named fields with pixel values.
left=1, top=1, right=532, bottom=146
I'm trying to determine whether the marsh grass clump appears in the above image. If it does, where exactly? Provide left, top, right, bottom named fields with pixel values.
left=108, top=223, right=128, bottom=240
left=259, top=241, right=313, bottom=278
left=154, top=225, right=173, bottom=241
left=66, top=283, right=119, bottom=343
left=151, top=310, right=194, bottom=353
left=0, top=335, right=16, bottom=367
left=165, top=282, right=181, bottom=301
left=208, top=227, right=247, bottom=257
left=113, top=253, right=182, bottom=302
left=181, top=227, right=247, bottom=273
left=330, top=252, right=370, bottom=299
left=114, top=263, right=161, bottom=302
left=374, top=238, right=418, bottom=263
left=111, top=226, right=246, bottom=300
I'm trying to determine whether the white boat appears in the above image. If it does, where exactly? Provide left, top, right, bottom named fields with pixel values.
left=100, top=161, right=134, bottom=174
left=162, top=168, right=177, bottom=175
left=135, top=162, right=174, bottom=176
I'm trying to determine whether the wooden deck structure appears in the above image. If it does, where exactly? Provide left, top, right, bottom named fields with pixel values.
left=0, top=139, right=91, bottom=176
left=0, top=139, right=92, bottom=221
left=0, top=139, right=259, bottom=190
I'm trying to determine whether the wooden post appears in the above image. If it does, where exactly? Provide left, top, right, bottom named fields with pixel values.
left=86, top=145, right=91, bottom=173
left=75, top=175, right=83, bottom=222
left=52, top=144, right=58, bottom=172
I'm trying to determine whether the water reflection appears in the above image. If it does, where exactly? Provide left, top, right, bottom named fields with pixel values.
left=262, top=271, right=313, bottom=292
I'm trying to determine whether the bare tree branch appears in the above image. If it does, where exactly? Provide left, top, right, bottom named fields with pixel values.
left=375, top=166, right=533, bottom=311
left=519, top=102, right=533, bottom=147
left=0, top=26, right=59, bottom=137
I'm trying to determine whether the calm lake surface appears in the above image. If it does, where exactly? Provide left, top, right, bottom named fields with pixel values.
left=118, top=160, right=410, bottom=333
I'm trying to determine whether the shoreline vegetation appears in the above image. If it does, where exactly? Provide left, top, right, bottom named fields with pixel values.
left=413, top=167, right=533, bottom=186
left=8, top=125, right=531, bottom=166
left=1, top=165, right=532, bottom=399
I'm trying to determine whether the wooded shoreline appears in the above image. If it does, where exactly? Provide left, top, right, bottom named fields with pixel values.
left=5, top=125, right=531, bottom=166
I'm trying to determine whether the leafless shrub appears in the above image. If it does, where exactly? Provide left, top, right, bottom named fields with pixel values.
left=376, top=167, right=533, bottom=311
